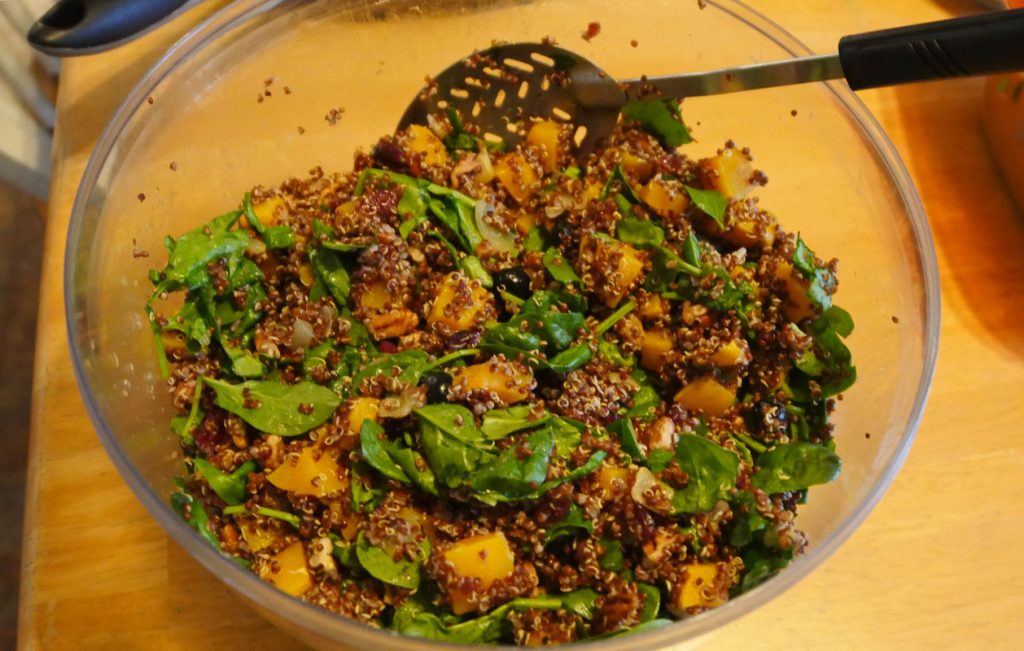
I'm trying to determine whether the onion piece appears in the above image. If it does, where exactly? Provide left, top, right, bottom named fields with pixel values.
left=474, top=200, right=516, bottom=253
left=378, top=383, right=423, bottom=419
left=291, top=319, right=314, bottom=351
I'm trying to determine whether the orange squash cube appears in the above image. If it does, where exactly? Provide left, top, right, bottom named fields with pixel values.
left=773, top=261, right=816, bottom=322
left=267, top=446, right=348, bottom=497
left=442, top=532, right=516, bottom=615
left=699, top=146, right=756, bottom=199
left=406, top=124, right=449, bottom=167
left=596, top=465, right=631, bottom=500
left=525, top=120, right=564, bottom=174
left=451, top=357, right=534, bottom=404
left=426, top=272, right=496, bottom=334
left=639, top=175, right=689, bottom=219
left=674, top=376, right=736, bottom=416
left=493, top=153, right=540, bottom=204
left=669, top=563, right=728, bottom=614
left=259, top=541, right=313, bottom=597
left=641, top=327, right=674, bottom=372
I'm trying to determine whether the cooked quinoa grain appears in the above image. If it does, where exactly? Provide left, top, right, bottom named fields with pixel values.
left=147, top=95, right=855, bottom=644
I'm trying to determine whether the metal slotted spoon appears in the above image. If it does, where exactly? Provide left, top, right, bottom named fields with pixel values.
left=398, top=9, right=1024, bottom=154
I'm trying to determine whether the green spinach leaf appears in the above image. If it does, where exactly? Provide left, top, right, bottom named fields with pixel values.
left=683, top=185, right=728, bottom=229
left=355, top=531, right=429, bottom=589
left=621, top=99, right=692, bottom=147
left=193, top=458, right=257, bottom=506
left=751, top=441, right=841, bottom=493
left=203, top=377, right=339, bottom=436
left=671, top=434, right=740, bottom=513
left=542, top=248, right=582, bottom=285
left=480, top=405, right=551, bottom=440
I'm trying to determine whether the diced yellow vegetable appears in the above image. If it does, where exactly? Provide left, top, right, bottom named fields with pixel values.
left=161, top=331, right=192, bottom=361
left=720, top=213, right=776, bottom=249
left=670, top=563, right=727, bottom=613
left=638, top=175, right=689, bottom=219
left=358, top=279, right=390, bottom=311
left=525, top=120, right=563, bottom=174
left=239, top=517, right=279, bottom=553
left=580, top=235, right=646, bottom=308
left=443, top=532, right=516, bottom=615
left=710, top=340, right=750, bottom=367
left=259, top=541, right=313, bottom=597
left=514, top=210, right=537, bottom=235
left=345, top=397, right=381, bottom=433
left=774, top=261, right=816, bottom=322
left=582, top=181, right=604, bottom=203
left=620, top=151, right=656, bottom=184
left=596, top=465, right=631, bottom=500
left=298, top=263, right=315, bottom=287
left=452, top=358, right=533, bottom=404
left=267, top=446, right=348, bottom=497
left=638, top=293, right=668, bottom=321
left=427, top=272, right=496, bottom=333
left=328, top=501, right=363, bottom=542
left=699, top=146, right=755, bottom=199
left=252, top=196, right=285, bottom=227
left=641, top=327, right=674, bottom=372
left=674, top=376, right=736, bottom=416
left=493, top=153, right=540, bottom=204
left=407, top=124, right=449, bottom=167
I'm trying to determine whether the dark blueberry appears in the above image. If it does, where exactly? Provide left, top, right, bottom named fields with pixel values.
left=749, top=399, right=788, bottom=437
left=548, top=218, right=575, bottom=247
left=493, top=267, right=532, bottom=299
left=420, top=371, right=453, bottom=404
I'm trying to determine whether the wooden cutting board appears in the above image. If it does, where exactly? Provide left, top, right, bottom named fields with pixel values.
left=18, top=0, right=1024, bottom=648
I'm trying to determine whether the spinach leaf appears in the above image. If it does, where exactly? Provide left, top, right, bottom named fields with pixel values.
left=360, top=420, right=413, bottom=484
left=607, top=417, right=644, bottom=460
left=683, top=185, right=728, bottom=229
left=309, top=248, right=351, bottom=306
left=682, top=232, right=702, bottom=267
left=739, top=544, right=793, bottom=593
left=598, top=537, right=625, bottom=571
left=170, top=490, right=220, bottom=550
left=352, top=350, right=431, bottom=389
left=154, top=209, right=249, bottom=292
left=637, top=583, right=661, bottom=622
left=792, top=235, right=836, bottom=310
left=392, top=591, right=511, bottom=644
left=646, top=449, right=673, bottom=473
left=671, top=434, right=740, bottom=513
left=617, top=216, right=665, bottom=247
left=625, top=369, right=661, bottom=421
left=222, top=504, right=300, bottom=529
left=480, top=405, right=551, bottom=440
left=751, top=441, right=841, bottom=493
left=542, top=248, right=581, bottom=285
left=549, top=416, right=584, bottom=458
left=470, top=429, right=554, bottom=500
left=351, top=460, right=386, bottom=513
left=193, top=458, right=257, bottom=506
left=415, top=406, right=493, bottom=488
left=522, top=289, right=588, bottom=315
left=620, top=99, right=692, bottom=147
left=523, top=227, right=547, bottom=253
left=546, top=343, right=592, bottom=373
left=699, top=266, right=757, bottom=318
left=203, top=377, right=339, bottom=436
left=443, top=107, right=481, bottom=151
left=355, top=531, right=429, bottom=589
left=544, top=503, right=594, bottom=545
left=807, top=306, right=857, bottom=397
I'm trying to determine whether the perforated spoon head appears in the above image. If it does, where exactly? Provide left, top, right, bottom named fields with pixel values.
left=398, top=42, right=626, bottom=155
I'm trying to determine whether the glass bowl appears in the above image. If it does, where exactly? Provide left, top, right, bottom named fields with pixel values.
left=65, top=0, right=940, bottom=648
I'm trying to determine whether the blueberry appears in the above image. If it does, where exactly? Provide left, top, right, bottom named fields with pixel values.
left=493, top=267, right=532, bottom=300
left=548, top=218, right=574, bottom=247
left=420, top=371, right=453, bottom=404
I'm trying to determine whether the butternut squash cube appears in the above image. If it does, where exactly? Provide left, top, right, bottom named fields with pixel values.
left=406, top=124, right=449, bottom=167
left=620, top=151, right=656, bottom=184
left=582, top=181, right=604, bottom=203
left=525, top=120, right=563, bottom=174
left=669, top=563, right=727, bottom=614
left=345, top=397, right=381, bottom=433
left=674, top=376, right=736, bottom=416
left=268, top=446, right=348, bottom=497
left=774, top=261, right=816, bottom=322
left=493, top=153, right=540, bottom=204
left=259, top=541, right=313, bottom=597
left=719, top=213, right=776, bottom=249
left=710, top=340, right=750, bottom=368
left=638, top=293, right=668, bottom=321
left=443, top=532, right=516, bottom=614
left=639, top=175, right=689, bottom=219
left=579, top=235, right=646, bottom=308
left=427, top=272, right=496, bottom=333
left=358, top=279, right=390, bottom=312
left=596, top=465, right=631, bottom=500
left=239, top=517, right=279, bottom=553
left=514, top=210, right=537, bottom=235
left=641, top=327, right=674, bottom=372
left=451, top=357, right=534, bottom=404
left=252, top=196, right=285, bottom=227
left=700, top=146, right=759, bottom=199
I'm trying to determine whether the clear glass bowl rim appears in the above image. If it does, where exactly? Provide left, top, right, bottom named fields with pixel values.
left=63, top=0, right=941, bottom=648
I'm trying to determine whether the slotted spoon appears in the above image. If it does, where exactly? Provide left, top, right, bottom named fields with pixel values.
left=398, top=9, right=1024, bottom=153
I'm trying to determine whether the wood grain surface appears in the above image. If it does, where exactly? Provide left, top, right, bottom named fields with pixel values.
left=18, top=1, right=1024, bottom=649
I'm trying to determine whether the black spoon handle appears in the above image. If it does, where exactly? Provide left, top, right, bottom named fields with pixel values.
left=839, top=8, right=1024, bottom=90
left=27, top=0, right=189, bottom=57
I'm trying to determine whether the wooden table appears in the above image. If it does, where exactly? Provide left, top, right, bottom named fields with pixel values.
left=18, top=1, right=1024, bottom=648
